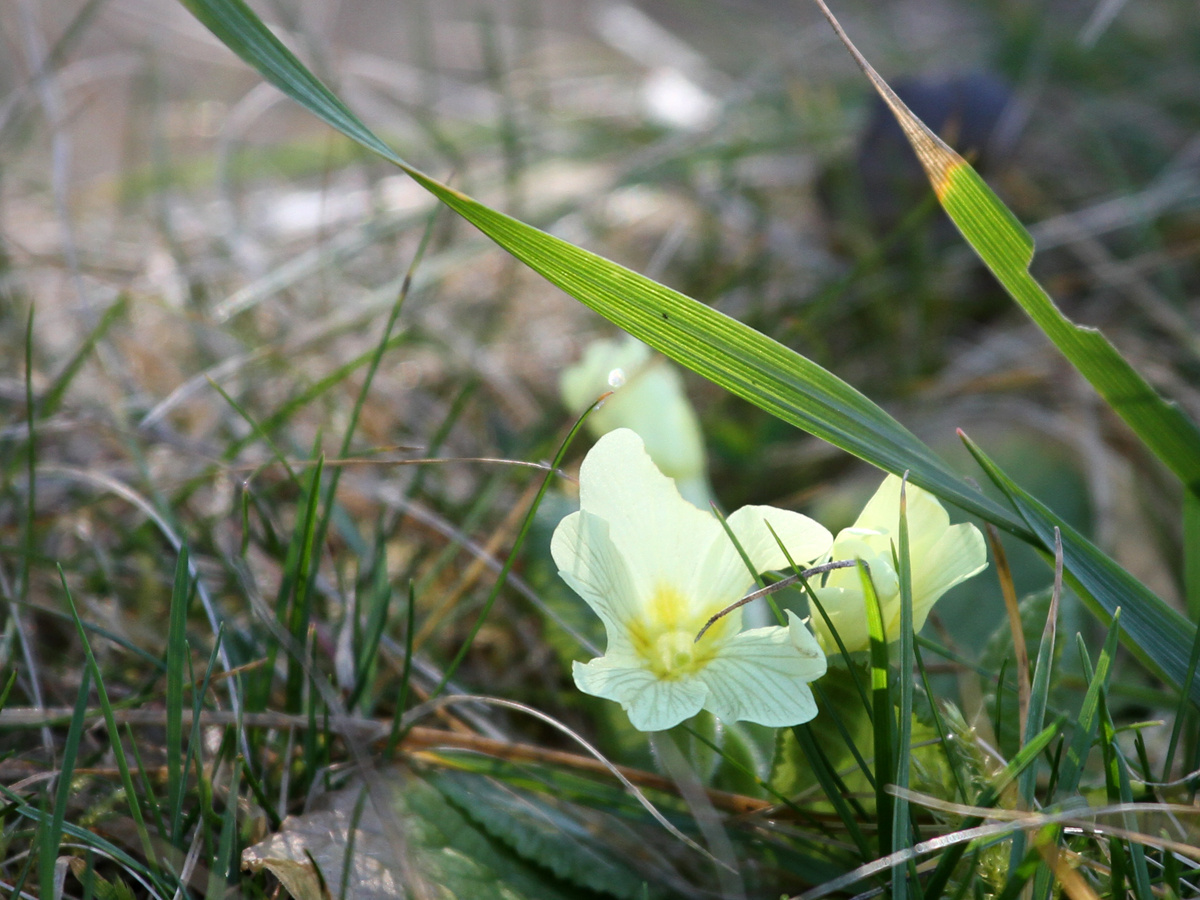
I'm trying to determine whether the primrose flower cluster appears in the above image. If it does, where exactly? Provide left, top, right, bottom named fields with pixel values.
left=553, top=429, right=987, bottom=732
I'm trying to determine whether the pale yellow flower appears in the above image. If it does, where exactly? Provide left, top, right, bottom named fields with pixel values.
left=553, top=429, right=831, bottom=732
left=811, top=475, right=988, bottom=654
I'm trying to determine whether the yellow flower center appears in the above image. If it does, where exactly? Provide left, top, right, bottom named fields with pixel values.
left=628, top=583, right=728, bottom=680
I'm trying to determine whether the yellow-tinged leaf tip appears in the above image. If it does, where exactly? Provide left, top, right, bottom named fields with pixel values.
left=811, top=0, right=965, bottom=196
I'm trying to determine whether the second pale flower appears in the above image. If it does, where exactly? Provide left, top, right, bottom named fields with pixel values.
left=810, top=474, right=988, bottom=654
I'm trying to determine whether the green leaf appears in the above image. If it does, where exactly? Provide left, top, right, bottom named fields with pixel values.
left=962, top=433, right=1200, bottom=708
left=242, top=767, right=634, bottom=900
left=812, top=0, right=1200, bottom=491
left=429, top=769, right=653, bottom=900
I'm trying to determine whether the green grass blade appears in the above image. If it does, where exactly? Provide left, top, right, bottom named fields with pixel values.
left=1097, top=691, right=1153, bottom=900
left=860, top=562, right=894, bottom=856
left=41, top=295, right=126, bottom=418
left=810, top=681, right=877, bottom=790
left=125, top=723, right=167, bottom=838
left=790, top=723, right=874, bottom=860
left=431, top=407, right=590, bottom=701
left=787, top=552, right=870, bottom=712
left=891, top=481, right=917, bottom=900
left=285, top=451, right=325, bottom=712
left=993, top=839, right=1047, bottom=900
left=962, top=432, right=1200, bottom=707
left=59, top=567, right=158, bottom=872
left=209, top=378, right=300, bottom=486
left=224, top=333, right=407, bottom=460
left=0, top=670, right=17, bottom=713
left=1057, top=622, right=1122, bottom=799
left=921, top=718, right=1063, bottom=900
left=205, top=755, right=242, bottom=900
left=1011, top=530, right=1061, bottom=871
left=385, top=581, right=418, bottom=757
left=40, top=667, right=91, bottom=900
left=1162, top=617, right=1200, bottom=781
left=913, top=641, right=969, bottom=803
left=348, top=544, right=391, bottom=713
left=177, top=0, right=398, bottom=164
left=3, top=784, right=163, bottom=894
left=185, top=627, right=228, bottom=827
left=166, top=549, right=191, bottom=843
left=813, top=0, right=1200, bottom=491
left=1186, top=491, right=1200, bottom=621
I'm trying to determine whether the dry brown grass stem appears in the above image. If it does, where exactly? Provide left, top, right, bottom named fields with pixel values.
left=0, top=706, right=771, bottom=816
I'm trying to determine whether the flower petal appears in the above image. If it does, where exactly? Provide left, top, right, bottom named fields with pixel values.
left=573, top=657, right=707, bottom=731
left=910, top=522, right=988, bottom=630
left=697, top=612, right=827, bottom=726
left=856, top=476, right=953, bottom=552
left=551, top=510, right=639, bottom=655
left=577, top=429, right=722, bottom=601
left=728, top=505, right=833, bottom=572
left=692, top=506, right=833, bottom=610
left=810, top=584, right=874, bottom=653
left=600, top=365, right=708, bottom=489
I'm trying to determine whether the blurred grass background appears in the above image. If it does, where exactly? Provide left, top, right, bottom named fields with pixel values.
left=1, top=0, right=1198, bottom=895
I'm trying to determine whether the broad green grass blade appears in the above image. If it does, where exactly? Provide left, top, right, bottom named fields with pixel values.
left=812, top=0, right=1200, bottom=492
left=174, top=0, right=1024, bottom=536
left=962, top=433, right=1200, bottom=707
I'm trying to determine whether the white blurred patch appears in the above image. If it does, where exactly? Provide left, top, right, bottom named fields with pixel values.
left=642, top=67, right=717, bottom=131
left=592, top=1, right=722, bottom=131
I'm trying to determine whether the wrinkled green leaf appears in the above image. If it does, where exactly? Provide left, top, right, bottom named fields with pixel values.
left=241, top=767, right=614, bottom=900
left=429, top=769, right=655, bottom=900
